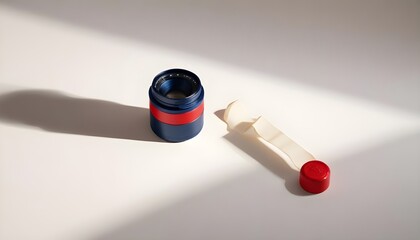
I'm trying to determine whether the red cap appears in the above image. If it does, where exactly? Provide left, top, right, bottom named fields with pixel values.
left=299, top=160, right=330, bottom=194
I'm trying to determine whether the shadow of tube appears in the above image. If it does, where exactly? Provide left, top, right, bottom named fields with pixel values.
left=0, top=89, right=163, bottom=142
left=214, top=109, right=309, bottom=196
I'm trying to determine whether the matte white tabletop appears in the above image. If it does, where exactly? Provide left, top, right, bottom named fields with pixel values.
left=1, top=1, right=419, bottom=239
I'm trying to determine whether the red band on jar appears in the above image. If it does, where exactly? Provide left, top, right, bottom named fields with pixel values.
left=150, top=101, right=204, bottom=125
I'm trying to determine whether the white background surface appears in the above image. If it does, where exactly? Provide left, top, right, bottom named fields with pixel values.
left=0, top=1, right=419, bottom=239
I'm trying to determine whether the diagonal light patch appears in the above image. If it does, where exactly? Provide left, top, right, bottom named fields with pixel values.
left=210, top=67, right=420, bottom=163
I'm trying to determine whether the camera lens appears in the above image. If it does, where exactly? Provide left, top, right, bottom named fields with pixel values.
left=149, top=69, right=204, bottom=142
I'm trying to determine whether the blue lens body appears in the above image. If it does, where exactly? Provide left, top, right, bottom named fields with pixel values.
left=149, top=69, right=204, bottom=142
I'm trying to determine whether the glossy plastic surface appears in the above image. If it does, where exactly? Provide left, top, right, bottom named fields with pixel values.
left=299, top=160, right=330, bottom=194
left=149, top=69, right=204, bottom=142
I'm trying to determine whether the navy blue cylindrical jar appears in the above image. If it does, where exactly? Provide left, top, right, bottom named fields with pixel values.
left=149, top=69, right=204, bottom=142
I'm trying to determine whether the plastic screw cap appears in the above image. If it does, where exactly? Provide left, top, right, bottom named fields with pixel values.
left=299, top=160, right=330, bottom=194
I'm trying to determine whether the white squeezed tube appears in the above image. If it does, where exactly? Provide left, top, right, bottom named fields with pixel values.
left=223, top=100, right=315, bottom=169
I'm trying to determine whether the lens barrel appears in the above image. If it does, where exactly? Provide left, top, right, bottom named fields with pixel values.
left=149, top=69, right=204, bottom=142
